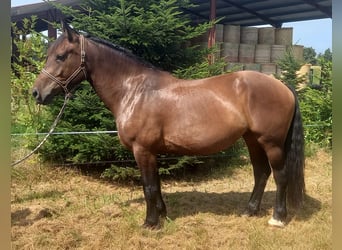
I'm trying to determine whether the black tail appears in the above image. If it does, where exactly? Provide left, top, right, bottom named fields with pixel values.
left=285, top=86, right=305, bottom=209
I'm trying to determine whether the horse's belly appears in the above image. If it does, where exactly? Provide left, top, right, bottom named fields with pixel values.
left=163, top=125, right=246, bottom=155
left=161, top=100, right=247, bottom=155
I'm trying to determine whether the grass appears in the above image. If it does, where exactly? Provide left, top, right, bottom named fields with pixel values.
left=11, top=149, right=332, bottom=249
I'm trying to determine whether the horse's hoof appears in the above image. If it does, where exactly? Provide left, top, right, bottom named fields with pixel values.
left=268, top=217, right=285, bottom=228
left=143, top=222, right=161, bottom=230
left=242, top=209, right=258, bottom=217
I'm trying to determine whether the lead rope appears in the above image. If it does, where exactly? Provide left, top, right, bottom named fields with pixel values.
left=11, top=35, right=87, bottom=167
left=11, top=94, right=71, bottom=167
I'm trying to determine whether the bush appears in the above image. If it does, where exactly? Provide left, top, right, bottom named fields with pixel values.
left=298, top=57, right=332, bottom=148
left=11, top=16, right=47, bottom=134
left=276, top=47, right=332, bottom=149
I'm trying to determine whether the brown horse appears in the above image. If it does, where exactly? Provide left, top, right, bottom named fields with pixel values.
left=32, top=23, right=305, bottom=228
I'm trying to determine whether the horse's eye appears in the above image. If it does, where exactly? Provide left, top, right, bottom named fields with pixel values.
left=56, top=54, right=66, bottom=61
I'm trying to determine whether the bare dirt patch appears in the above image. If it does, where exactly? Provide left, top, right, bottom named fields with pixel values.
left=11, top=149, right=331, bottom=249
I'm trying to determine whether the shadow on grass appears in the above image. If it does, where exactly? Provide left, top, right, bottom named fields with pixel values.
left=68, top=153, right=251, bottom=188
left=11, top=207, right=54, bottom=227
left=49, top=139, right=250, bottom=184
left=126, top=191, right=321, bottom=223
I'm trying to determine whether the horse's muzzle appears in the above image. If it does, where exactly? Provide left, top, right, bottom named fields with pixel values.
left=32, top=87, right=50, bottom=105
left=32, top=87, right=42, bottom=104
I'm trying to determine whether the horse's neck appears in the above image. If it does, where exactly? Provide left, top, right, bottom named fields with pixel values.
left=86, top=41, right=155, bottom=116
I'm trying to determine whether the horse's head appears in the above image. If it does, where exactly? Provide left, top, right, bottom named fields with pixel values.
left=32, top=22, right=87, bottom=104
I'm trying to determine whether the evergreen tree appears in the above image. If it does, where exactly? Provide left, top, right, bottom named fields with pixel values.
left=33, top=0, right=222, bottom=166
left=55, top=0, right=212, bottom=71
left=318, top=48, right=332, bottom=62
left=303, top=47, right=317, bottom=65
left=276, top=47, right=305, bottom=88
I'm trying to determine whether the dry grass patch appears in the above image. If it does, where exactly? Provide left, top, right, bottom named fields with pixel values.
left=11, top=149, right=331, bottom=249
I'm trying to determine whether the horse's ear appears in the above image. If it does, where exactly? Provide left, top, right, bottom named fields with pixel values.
left=61, top=20, right=75, bottom=42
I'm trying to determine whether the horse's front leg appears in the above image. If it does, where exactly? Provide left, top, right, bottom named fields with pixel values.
left=133, top=145, right=166, bottom=228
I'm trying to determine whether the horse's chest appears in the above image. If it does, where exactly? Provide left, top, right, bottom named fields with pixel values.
left=116, top=110, right=160, bottom=150
left=115, top=118, right=136, bottom=150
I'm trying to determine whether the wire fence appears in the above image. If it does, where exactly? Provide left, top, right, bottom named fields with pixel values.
left=11, top=130, right=247, bottom=167
left=10, top=122, right=330, bottom=137
left=11, top=123, right=330, bottom=166
left=11, top=130, right=119, bottom=136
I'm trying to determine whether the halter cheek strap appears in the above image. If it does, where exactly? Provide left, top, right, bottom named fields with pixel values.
left=42, top=35, right=87, bottom=97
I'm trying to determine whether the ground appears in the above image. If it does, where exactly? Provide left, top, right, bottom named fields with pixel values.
left=11, top=149, right=331, bottom=249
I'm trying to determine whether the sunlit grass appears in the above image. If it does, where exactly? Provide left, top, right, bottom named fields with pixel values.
left=11, top=149, right=331, bottom=249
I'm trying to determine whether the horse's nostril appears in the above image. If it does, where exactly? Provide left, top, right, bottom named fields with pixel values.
left=32, top=88, right=39, bottom=99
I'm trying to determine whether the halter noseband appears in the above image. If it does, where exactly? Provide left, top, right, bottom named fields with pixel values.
left=41, top=35, right=87, bottom=96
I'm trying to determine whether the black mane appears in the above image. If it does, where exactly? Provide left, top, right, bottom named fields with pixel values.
left=86, top=35, right=155, bottom=69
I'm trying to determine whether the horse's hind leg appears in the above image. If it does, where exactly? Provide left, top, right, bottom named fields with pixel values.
left=133, top=145, right=167, bottom=228
left=243, top=133, right=271, bottom=216
left=264, top=145, right=288, bottom=227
